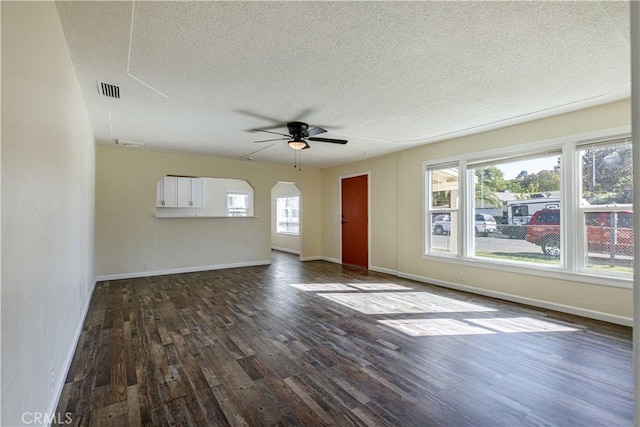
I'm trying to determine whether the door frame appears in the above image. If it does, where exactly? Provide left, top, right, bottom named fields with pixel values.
left=339, top=172, right=371, bottom=268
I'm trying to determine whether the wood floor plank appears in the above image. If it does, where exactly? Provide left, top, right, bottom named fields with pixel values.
left=283, top=375, right=335, bottom=425
left=56, top=251, right=633, bottom=426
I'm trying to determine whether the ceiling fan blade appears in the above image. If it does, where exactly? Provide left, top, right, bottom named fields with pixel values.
left=237, top=109, right=286, bottom=125
left=253, top=129, right=290, bottom=137
left=253, top=137, right=288, bottom=143
left=307, top=127, right=327, bottom=137
left=308, top=136, right=348, bottom=144
left=247, top=124, right=288, bottom=132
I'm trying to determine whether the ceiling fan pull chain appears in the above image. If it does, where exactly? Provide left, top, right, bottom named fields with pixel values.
left=292, top=150, right=301, bottom=171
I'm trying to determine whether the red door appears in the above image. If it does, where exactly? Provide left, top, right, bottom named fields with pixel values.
left=341, top=175, right=368, bottom=268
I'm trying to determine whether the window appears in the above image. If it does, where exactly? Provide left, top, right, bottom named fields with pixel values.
left=276, top=195, right=300, bottom=234
left=424, top=135, right=632, bottom=280
left=578, top=139, right=633, bottom=275
left=426, top=165, right=459, bottom=255
left=468, top=151, right=562, bottom=267
left=227, top=192, right=249, bottom=216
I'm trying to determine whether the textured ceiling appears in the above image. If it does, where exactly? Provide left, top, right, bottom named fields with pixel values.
left=56, top=1, right=630, bottom=167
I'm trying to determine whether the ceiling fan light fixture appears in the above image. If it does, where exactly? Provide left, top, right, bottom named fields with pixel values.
left=288, top=137, right=308, bottom=150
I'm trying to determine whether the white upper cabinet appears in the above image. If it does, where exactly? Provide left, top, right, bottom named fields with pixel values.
left=177, top=177, right=203, bottom=208
left=157, top=176, right=202, bottom=208
left=177, top=177, right=191, bottom=207
left=157, top=176, right=178, bottom=207
left=189, top=178, right=203, bottom=207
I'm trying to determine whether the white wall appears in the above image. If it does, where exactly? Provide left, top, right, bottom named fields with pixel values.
left=271, top=182, right=301, bottom=254
left=1, top=3, right=96, bottom=426
left=322, top=100, right=632, bottom=323
left=95, top=146, right=322, bottom=279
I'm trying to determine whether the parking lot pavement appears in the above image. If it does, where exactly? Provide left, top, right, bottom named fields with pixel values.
left=475, top=234, right=539, bottom=253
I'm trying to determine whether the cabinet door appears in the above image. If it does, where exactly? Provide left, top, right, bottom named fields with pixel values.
left=159, top=176, right=178, bottom=207
left=177, top=177, right=192, bottom=207
left=156, top=180, right=164, bottom=207
left=190, top=178, right=203, bottom=207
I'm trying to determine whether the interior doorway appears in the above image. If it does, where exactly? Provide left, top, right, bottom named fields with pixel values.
left=341, top=174, right=369, bottom=268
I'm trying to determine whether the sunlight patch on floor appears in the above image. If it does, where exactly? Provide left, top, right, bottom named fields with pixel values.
left=380, top=318, right=495, bottom=336
left=347, top=283, right=413, bottom=291
left=318, top=292, right=496, bottom=314
left=290, top=283, right=412, bottom=292
left=379, top=316, right=580, bottom=337
left=466, top=317, right=579, bottom=333
left=290, top=283, right=356, bottom=291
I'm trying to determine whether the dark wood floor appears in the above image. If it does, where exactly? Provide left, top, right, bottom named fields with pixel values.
left=56, top=251, right=633, bottom=426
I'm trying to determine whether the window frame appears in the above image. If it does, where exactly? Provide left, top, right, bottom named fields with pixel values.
left=425, top=164, right=462, bottom=257
left=422, top=126, right=632, bottom=289
left=276, top=195, right=300, bottom=235
left=575, top=138, right=633, bottom=277
left=226, top=191, right=250, bottom=217
left=467, top=148, right=565, bottom=267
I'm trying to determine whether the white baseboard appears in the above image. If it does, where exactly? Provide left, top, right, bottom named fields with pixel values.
left=398, top=271, right=633, bottom=327
left=370, top=265, right=398, bottom=276
left=46, top=278, right=97, bottom=425
left=320, top=256, right=341, bottom=264
left=299, top=255, right=322, bottom=261
left=96, top=260, right=272, bottom=282
left=271, top=246, right=300, bottom=255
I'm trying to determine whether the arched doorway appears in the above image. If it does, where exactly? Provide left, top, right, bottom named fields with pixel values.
left=271, top=182, right=301, bottom=255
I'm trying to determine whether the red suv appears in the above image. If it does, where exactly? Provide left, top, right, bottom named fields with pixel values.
left=525, top=209, right=634, bottom=257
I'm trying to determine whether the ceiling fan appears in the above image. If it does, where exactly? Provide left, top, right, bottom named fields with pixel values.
left=253, top=122, right=347, bottom=150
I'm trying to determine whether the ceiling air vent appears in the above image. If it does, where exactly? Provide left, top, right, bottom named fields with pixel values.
left=97, top=81, right=120, bottom=99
